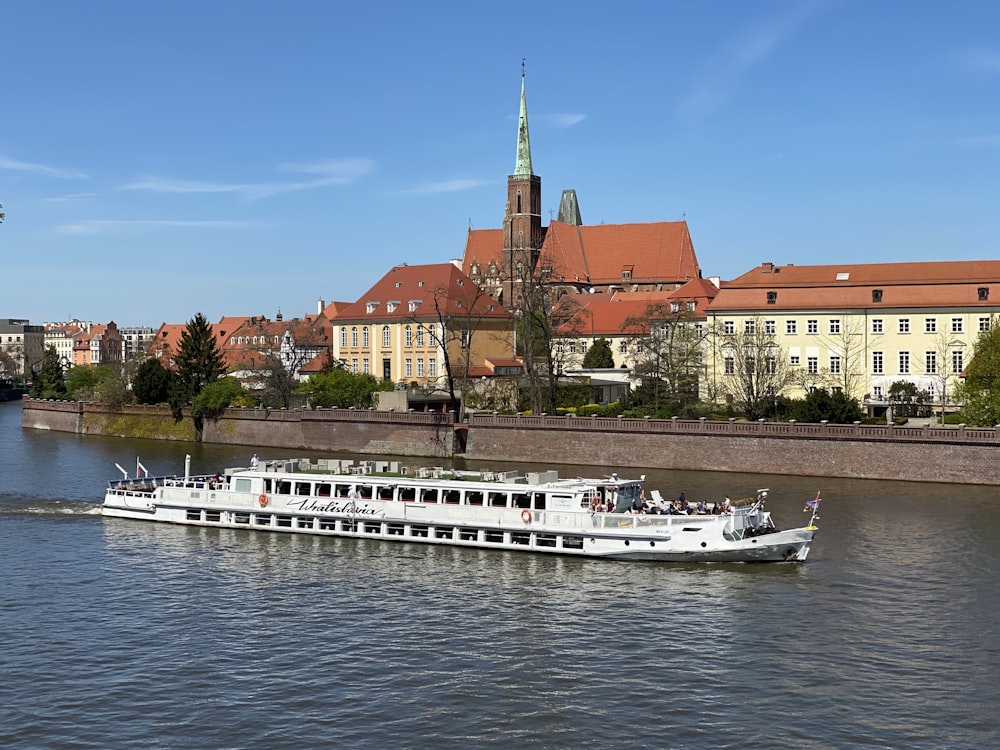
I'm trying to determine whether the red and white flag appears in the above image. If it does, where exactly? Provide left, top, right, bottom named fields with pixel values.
left=136, top=457, right=149, bottom=478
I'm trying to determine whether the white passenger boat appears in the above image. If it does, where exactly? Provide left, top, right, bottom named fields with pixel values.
left=102, top=457, right=821, bottom=562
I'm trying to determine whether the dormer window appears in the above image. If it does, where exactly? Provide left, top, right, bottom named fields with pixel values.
left=386, top=301, right=399, bottom=313
left=766, top=291, right=777, bottom=305
left=366, top=301, right=379, bottom=314
left=621, top=267, right=633, bottom=283
left=470, top=263, right=480, bottom=277
left=395, top=281, right=401, bottom=288
left=670, top=302, right=680, bottom=313
left=408, top=300, right=420, bottom=313
left=978, top=286, right=989, bottom=301
left=873, top=289, right=883, bottom=303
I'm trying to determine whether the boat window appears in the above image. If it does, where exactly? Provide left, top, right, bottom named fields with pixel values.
left=262, top=478, right=273, bottom=493
left=443, top=490, right=461, bottom=504
left=532, top=492, right=547, bottom=510
left=378, top=486, right=394, bottom=500
left=487, top=491, right=506, bottom=507
left=234, top=477, right=253, bottom=493
left=334, top=483, right=351, bottom=498
left=316, top=482, right=332, bottom=497
left=399, top=486, right=416, bottom=502
left=295, top=482, right=311, bottom=496
left=357, top=485, right=373, bottom=499
left=512, top=492, right=530, bottom=509
left=467, top=491, right=484, bottom=506
left=420, top=488, right=439, bottom=503
left=276, top=480, right=292, bottom=495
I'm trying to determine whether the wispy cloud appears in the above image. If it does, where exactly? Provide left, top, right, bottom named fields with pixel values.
left=0, top=155, right=88, bottom=179
left=540, top=113, right=586, bottom=128
left=56, top=219, right=257, bottom=235
left=44, top=192, right=98, bottom=202
left=959, top=133, right=1000, bottom=147
left=397, top=178, right=490, bottom=195
left=677, top=0, right=830, bottom=123
left=123, top=158, right=376, bottom=199
left=956, top=48, right=1000, bottom=74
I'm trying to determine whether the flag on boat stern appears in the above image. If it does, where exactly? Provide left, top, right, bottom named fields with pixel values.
left=136, top=457, right=149, bottom=478
left=804, top=492, right=821, bottom=511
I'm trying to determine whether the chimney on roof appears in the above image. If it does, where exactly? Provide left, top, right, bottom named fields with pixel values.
left=317, top=299, right=325, bottom=314
left=761, top=262, right=774, bottom=274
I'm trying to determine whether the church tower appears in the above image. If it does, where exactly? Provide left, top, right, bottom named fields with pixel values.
left=502, top=65, right=543, bottom=305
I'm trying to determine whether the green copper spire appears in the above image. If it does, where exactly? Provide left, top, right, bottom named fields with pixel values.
left=514, top=62, right=533, bottom=176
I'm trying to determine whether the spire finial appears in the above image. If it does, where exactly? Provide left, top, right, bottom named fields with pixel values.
left=514, top=63, right=533, bottom=176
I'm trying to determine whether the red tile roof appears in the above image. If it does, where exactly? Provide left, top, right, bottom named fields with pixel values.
left=712, top=260, right=1000, bottom=312
left=461, top=221, right=701, bottom=288
left=333, top=263, right=511, bottom=322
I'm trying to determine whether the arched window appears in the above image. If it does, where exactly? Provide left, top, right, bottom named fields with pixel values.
left=340, top=327, right=347, bottom=347
left=382, top=326, right=391, bottom=347
left=362, top=326, right=369, bottom=348
left=351, top=327, right=358, bottom=348
left=416, top=326, right=424, bottom=347
left=404, top=325, right=413, bottom=347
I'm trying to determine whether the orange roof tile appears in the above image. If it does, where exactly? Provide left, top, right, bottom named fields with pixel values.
left=728, top=260, right=1000, bottom=288
left=333, top=263, right=511, bottom=323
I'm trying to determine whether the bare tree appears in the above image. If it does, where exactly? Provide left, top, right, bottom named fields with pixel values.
left=622, top=303, right=707, bottom=411
left=512, top=270, right=582, bottom=414
left=818, top=316, right=872, bottom=399
left=414, top=277, right=512, bottom=419
left=714, top=316, right=796, bottom=420
left=925, top=330, right=967, bottom=424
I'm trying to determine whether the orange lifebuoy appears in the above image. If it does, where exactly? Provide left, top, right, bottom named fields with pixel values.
left=521, top=509, right=532, bottom=523
left=258, top=493, right=269, bottom=507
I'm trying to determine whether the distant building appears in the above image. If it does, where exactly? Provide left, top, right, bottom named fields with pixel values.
left=330, top=262, right=514, bottom=386
left=705, top=260, right=1000, bottom=410
left=0, top=318, right=44, bottom=378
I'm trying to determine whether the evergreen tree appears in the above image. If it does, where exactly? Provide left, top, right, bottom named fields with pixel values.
left=170, top=313, right=226, bottom=419
left=29, top=347, right=68, bottom=399
left=582, top=337, right=615, bottom=369
left=133, top=358, right=174, bottom=405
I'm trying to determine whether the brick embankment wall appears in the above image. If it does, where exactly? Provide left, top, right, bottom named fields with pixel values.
left=21, top=402, right=1000, bottom=484
left=464, top=415, right=1000, bottom=486
left=204, top=408, right=456, bottom=457
left=21, top=401, right=457, bottom=458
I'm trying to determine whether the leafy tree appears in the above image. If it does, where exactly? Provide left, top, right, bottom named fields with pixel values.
left=65, top=365, right=106, bottom=400
left=191, top=376, right=254, bottom=420
left=792, top=388, right=863, bottom=424
left=886, top=380, right=928, bottom=419
left=582, top=337, right=615, bottom=369
left=29, top=347, right=67, bottom=399
left=296, top=369, right=392, bottom=408
left=170, top=313, right=226, bottom=419
left=133, top=358, right=174, bottom=404
left=956, top=321, right=1000, bottom=426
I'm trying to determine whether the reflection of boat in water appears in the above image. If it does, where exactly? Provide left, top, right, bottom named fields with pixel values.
left=102, top=457, right=821, bottom=562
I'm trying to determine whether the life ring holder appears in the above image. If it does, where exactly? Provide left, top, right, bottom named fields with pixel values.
left=258, top=493, right=269, bottom=508
left=521, top=509, right=532, bottom=524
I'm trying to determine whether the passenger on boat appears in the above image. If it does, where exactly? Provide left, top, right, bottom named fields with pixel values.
left=250, top=453, right=259, bottom=469
left=696, top=500, right=708, bottom=514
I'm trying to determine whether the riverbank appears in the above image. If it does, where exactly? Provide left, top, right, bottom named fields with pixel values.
left=20, top=399, right=1000, bottom=485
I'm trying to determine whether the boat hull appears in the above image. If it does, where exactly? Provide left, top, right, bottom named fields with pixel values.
left=102, top=487, right=817, bottom=563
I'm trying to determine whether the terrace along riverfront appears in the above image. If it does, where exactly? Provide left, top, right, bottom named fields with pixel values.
left=103, top=456, right=820, bottom=562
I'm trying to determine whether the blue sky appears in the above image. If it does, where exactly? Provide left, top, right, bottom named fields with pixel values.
left=2, top=0, right=999, bottom=327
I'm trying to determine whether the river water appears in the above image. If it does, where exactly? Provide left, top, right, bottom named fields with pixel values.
left=1, top=400, right=997, bottom=749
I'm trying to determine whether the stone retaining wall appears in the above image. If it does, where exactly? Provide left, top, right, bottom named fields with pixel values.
left=20, top=400, right=1000, bottom=484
